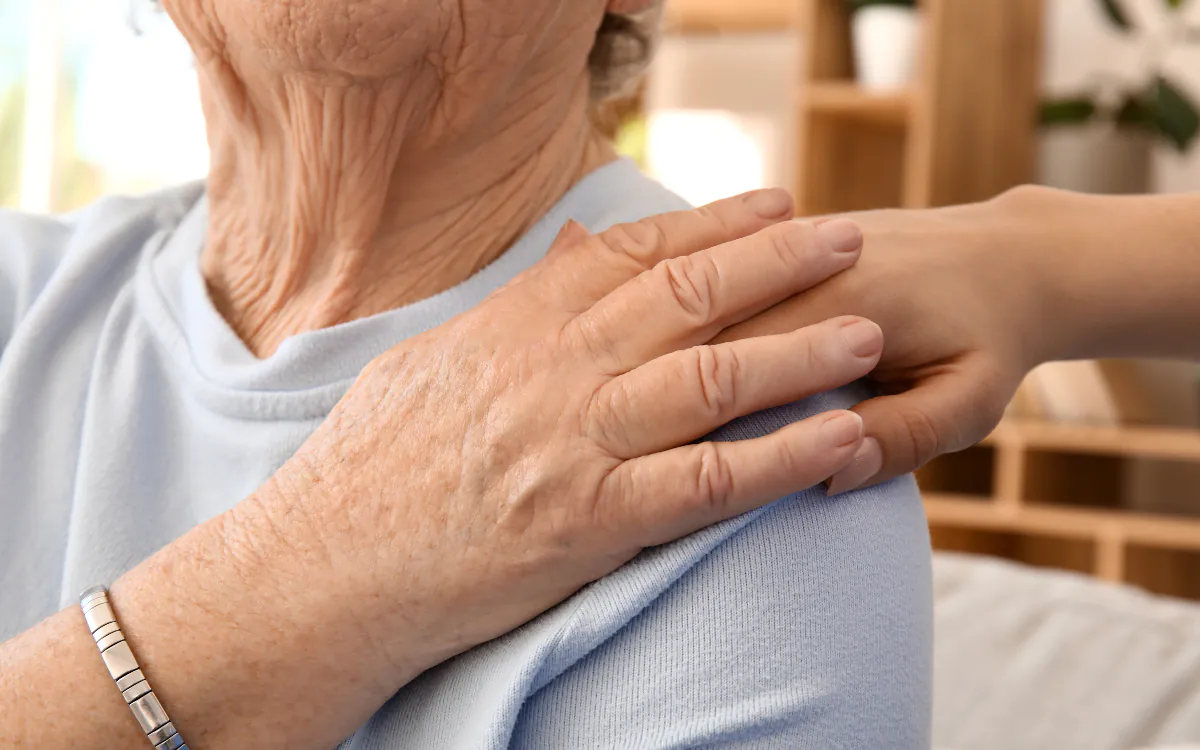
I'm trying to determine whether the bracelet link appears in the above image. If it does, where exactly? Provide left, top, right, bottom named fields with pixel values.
left=130, top=692, right=169, bottom=734
left=122, top=679, right=153, bottom=704
left=147, top=721, right=178, bottom=745
left=100, top=640, right=138, bottom=681
left=116, top=668, right=146, bottom=692
left=79, top=586, right=189, bottom=750
left=156, top=733, right=186, bottom=750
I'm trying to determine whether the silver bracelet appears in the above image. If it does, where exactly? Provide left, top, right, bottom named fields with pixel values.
left=79, top=585, right=189, bottom=750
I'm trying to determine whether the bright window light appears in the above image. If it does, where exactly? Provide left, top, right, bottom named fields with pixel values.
left=645, top=109, right=767, bottom=207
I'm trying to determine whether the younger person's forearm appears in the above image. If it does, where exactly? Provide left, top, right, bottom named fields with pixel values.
left=1013, top=187, right=1200, bottom=364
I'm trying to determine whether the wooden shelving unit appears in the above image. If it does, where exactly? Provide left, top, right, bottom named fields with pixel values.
left=659, top=1, right=1200, bottom=601
left=789, top=2, right=1200, bottom=601
left=795, top=0, right=1044, bottom=214
left=988, top=419, right=1200, bottom=462
left=920, top=419, right=1200, bottom=600
left=667, top=0, right=1045, bottom=209
left=803, top=82, right=911, bottom=125
left=665, top=0, right=798, bottom=33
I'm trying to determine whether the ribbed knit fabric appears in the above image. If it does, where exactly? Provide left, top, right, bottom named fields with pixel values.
left=0, top=159, right=932, bottom=748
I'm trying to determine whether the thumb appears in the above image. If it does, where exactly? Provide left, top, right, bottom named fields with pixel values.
left=826, top=364, right=1008, bottom=495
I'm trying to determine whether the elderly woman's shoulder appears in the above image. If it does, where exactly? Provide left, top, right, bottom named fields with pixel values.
left=0, top=183, right=204, bottom=346
left=1, top=182, right=203, bottom=261
left=0, top=183, right=203, bottom=286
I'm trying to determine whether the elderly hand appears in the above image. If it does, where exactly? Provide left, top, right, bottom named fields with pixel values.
left=263, top=190, right=882, bottom=681
left=3, top=189, right=886, bottom=750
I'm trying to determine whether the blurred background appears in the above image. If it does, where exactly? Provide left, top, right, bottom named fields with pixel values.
left=0, top=0, right=206, bottom=212
left=5, top=0, right=1200, bottom=745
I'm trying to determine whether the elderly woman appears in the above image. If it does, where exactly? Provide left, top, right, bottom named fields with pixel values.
left=0, top=1, right=930, bottom=748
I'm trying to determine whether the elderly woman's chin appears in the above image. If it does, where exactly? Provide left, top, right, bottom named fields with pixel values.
left=162, top=0, right=596, bottom=78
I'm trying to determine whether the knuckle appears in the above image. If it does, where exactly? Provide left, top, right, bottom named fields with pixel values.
left=773, top=436, right=802, bottom=477
left=588, top=381, right=635, bottom=450
left=768, top=429, right=806, bottom=477
left=694, top=442, right=735, bottom=516
left=569, top=315, right=615, bottom=367
left=595, top=463, right=661, bottom=550
left=797, top=329, right=826, bottom=373
left=978, top=387, right=1011, bottom=435
left=658, top=255, right=718, bottom=323
left=959, top=365, right=1011, bottom=451
left=899, top=407, right=942, bottom=468
left=692, top=345, right=740, bottom=421
left=692, top=204, right=733, bottom=237
left=593, top=465, right=632, bottom=531
left=765, top=221, right=816, bottom=268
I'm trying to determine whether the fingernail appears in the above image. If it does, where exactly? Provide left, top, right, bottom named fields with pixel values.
left=819, top=411, right=863, bottom=449
left=840, top=318, right=883, bottom=359
left=551, top=219, right=589, bottom=250
left=825, top=437, right=883, bottom=497
left=744, top=188, right=793, bottom=219
left=816, top=219, right=863, bottom=253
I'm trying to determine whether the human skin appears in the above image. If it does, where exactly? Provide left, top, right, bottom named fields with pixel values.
left=184, top=0, right=661, bottom=356
left=0, top=195, right=886, bottom=748
left=0, top=0, right=898, bottom=738
left=719, top=185, right=1200, bottom=493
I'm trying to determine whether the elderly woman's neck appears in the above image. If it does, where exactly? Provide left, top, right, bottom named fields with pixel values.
left=198, top=72, right=613, bottom=357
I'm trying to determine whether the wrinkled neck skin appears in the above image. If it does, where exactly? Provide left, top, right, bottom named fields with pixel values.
left=168, top=0, right=615, bottom=356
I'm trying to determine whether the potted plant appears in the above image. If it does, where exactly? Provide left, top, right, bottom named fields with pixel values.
left=1038, top=0, right=1200, bottom=193
left=845, top=0, right=920, bottom=92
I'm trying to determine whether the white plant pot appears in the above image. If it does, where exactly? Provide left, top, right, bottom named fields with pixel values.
left=851, top=6, right=920, bottom=92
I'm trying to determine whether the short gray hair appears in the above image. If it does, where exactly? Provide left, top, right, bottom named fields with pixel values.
left=588, top=3, right=665, bottom=101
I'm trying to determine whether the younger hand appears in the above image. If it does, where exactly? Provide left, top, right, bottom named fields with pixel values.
left=716, top=190, right=1049, bottom=493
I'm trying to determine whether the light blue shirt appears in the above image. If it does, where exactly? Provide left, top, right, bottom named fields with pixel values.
left=0, top=159, right=932, bottom=748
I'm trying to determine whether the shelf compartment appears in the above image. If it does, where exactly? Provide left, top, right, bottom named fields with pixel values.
left=1021, top=449, right=1125, bottom=511
left=1019, top=450, right=1200, bottom=519
left=923, top=495, right=1200, bottom=553
left=989, top=419, right=1200, bottom=462
left=916, top=446, right=994, bottom=499
left=1125, top=545, right=1200, bottom=600
left=929, top=524, right=1095, bottom=576
left=796, top=114, right=908, bottom=216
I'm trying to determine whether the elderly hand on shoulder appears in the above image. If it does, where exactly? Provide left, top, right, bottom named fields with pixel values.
left=2, top=192, right=883, bottom=749
left=275, top=194, right=881, bottom=675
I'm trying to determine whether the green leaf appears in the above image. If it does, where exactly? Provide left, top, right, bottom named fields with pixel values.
left=1151, top=76, right=1200, bottom=152
left=1097, top=0, right=1132, bottom=29
left=1039, top=97, right=1098, bottom=126
left=1165, top=0, right=1187, bottom=9
left=1115, top=95, right=1153, bottom=128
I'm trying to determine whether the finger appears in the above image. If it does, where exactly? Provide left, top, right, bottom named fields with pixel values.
left=536, top=188, right=794, bottom=311
left=572, top=219, right=864, bottom=374
left=601, top=410, right=865, bottom=548
left=545, top=220, right=592, bottom=260
left=590, top=317, right=883, bottom=458
left=505, top=220, right=594, bottom=290
left=710, top=262, right=855, bottom=346
left=825, top=359, right=1010, bottom=494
